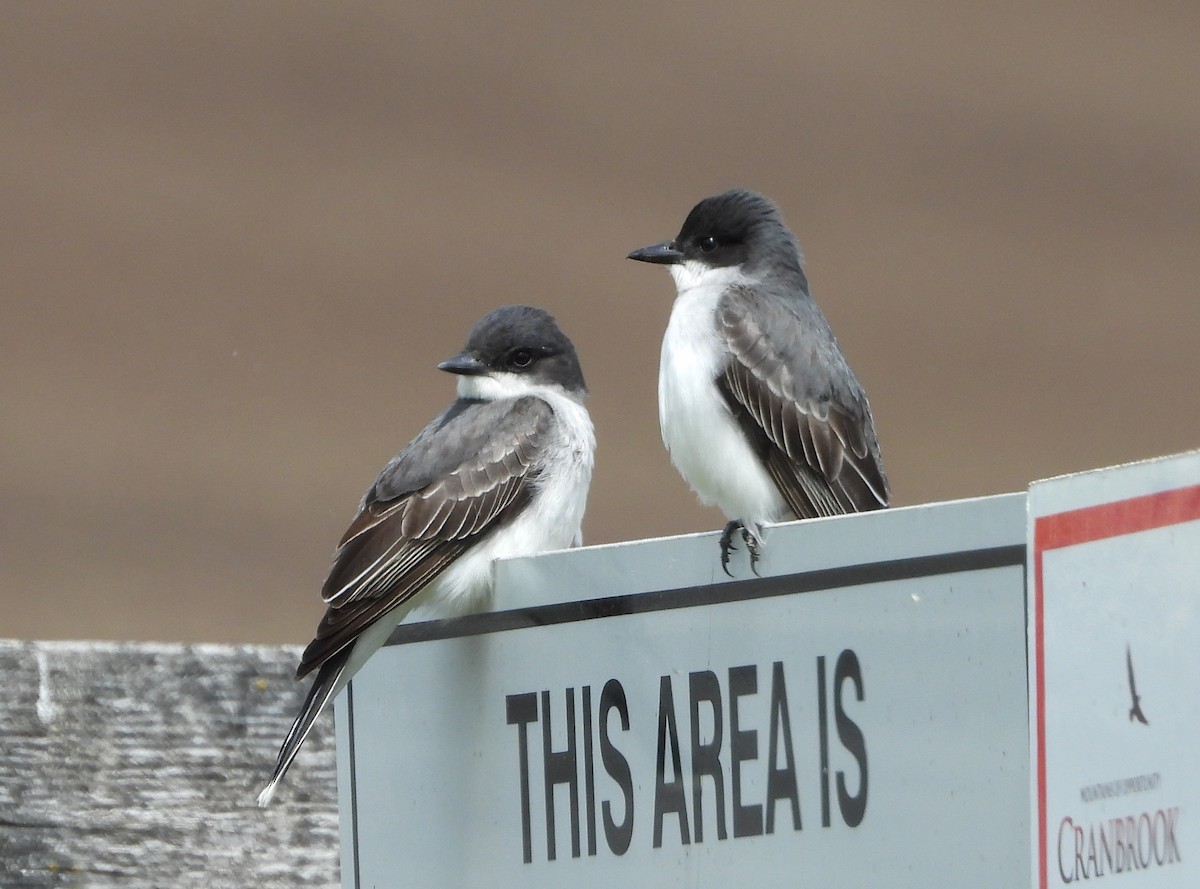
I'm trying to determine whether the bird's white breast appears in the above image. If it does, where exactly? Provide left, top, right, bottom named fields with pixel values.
left=319, top=386, right=594, bottom=723
left=659, top=262, right=787, bottom=527
left=411, top=387, right=595, bottom=619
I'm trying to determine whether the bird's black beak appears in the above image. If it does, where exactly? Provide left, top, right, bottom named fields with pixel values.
left=627, top=241, right=684, bottom=265
left=437, top=352, right=488, bottom=376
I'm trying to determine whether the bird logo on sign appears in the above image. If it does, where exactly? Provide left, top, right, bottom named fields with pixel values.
left=1126, top=644, right=1149, bottom=726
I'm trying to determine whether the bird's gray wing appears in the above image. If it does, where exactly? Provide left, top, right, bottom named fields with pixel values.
left=715, top=286, right=890, bottom=519
left=295, top=396, right=554, bottom=678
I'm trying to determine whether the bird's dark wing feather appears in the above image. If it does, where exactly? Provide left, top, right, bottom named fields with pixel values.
left=716, top=286, right=890, bottom=519
left=295, top=396, right=554, bottom=678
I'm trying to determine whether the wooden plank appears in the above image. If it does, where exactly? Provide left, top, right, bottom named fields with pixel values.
left=0, top=640, right=337, bottom=888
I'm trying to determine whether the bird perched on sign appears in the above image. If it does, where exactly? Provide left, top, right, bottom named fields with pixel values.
left=628, top=189, right=889, bottom=574
left=257, top=305, right=595, bottom=806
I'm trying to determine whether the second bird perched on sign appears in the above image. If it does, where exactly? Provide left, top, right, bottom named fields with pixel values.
left=258, top=305, right=595, bottom=806
left=628, top=189, right=889, bottom=573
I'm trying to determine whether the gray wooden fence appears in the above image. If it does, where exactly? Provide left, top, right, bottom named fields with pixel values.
left=0, top=639, right=338, bottom=888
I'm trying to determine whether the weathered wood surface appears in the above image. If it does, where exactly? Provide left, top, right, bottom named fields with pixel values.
left=0, top=640, right=338, bottom=888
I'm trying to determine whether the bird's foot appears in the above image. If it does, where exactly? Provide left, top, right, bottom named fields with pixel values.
left=719, top=521, right=763, bottom=577
left=719, top=521, right=741, bottom=577
left=743, top=525, right=762, bottom=576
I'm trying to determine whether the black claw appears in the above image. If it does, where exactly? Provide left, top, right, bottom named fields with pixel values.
left=743, top=526, right=762, bottom=576
left=719, top=521, right=741, bottom=577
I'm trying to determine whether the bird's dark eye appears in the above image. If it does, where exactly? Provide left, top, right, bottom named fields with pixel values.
left=699, top=236, right=719, bottom=253
left=509, top=348, right=534, bottom=368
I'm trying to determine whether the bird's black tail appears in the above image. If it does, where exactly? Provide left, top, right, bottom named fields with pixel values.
left=257, top=651, right=348, bottom=807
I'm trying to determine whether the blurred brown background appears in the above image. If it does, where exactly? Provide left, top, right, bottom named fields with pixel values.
left=3, top=2, right=1198, bottom=646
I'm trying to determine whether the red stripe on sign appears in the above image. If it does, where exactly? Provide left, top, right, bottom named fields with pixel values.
left=1035, top=483, right=1200, bottom=551
left=1033, top=482, right=1200, bottom=889
left=1033, top=547, right=1048, bottom=889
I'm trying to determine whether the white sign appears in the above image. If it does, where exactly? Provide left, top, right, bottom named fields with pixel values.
left=336, top=494, right=1030, bottom=888
left=1028, top=451, right=1200, bottom=888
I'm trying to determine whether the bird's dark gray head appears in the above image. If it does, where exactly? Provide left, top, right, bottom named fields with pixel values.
left=628, top=189, right=806, bottom=284
left=438, top=304, right=587, bottom=399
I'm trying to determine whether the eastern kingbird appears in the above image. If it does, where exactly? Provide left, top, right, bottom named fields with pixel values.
left=257, top=305, right=594, bottom=806
left=628, top=189, right=889, bottom=573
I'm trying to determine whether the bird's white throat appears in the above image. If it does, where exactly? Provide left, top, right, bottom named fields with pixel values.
left=667, top=259, right=748, bottom=297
